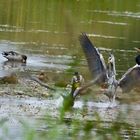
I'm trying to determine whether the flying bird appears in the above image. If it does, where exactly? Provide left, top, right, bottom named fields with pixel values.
left=78, top=33, right=140, bottom=101
left=62, top=34, right=140, bottom=109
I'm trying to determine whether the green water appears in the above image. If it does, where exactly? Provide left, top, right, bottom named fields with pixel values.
left=0, top=0, right=140, bottom=77
left=0, top=0, right=140, bottom=48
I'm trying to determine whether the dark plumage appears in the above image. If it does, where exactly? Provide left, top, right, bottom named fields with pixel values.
left=135, top=55, right=140, bottom=65
left=78, top=33, right=140, bottom=101
left=2, top=51, right=27, bottom=63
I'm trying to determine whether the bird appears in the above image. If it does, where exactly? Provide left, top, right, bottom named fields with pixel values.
left=37, top=70, right=49, bottom=82
left=0, top=70, right=18, bottom=84
left=78, top=33, right=140, bottom=102
left=118, top=54, right=140, bottom=93
left=62, top=75, right=100, bottom=110
left=2, top=51, right=27, bottom=63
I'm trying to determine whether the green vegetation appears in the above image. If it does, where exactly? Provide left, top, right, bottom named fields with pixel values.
left=0, top=109, right=140, bottom=140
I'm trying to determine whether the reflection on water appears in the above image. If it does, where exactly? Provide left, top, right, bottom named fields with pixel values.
left=74, top=100, right=118, bottom=109
left=0, top=95, right=140, bottom=139
left=0, top=41, right=72, bottom=72
left=2, top=61, right=26, bottom=72
left=88, top=9, right=140, bottom=19
left=0, top=0, right=140, bottom=139
left=88, top=33, right=126, bottom=40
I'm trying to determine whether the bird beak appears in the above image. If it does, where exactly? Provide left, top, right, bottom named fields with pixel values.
left=134, top=47, right=140, bottom=52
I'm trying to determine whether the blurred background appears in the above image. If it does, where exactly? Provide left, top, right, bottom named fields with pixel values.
left=0, top=1, right=140, bottom=140
left=0, top=0, right=140, bottom=80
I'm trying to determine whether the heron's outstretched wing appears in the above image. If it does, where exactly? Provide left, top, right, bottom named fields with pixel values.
left=119, top=65, right=140, bottom=92
left=73, top=79, right=99, bottom=98
left=79, top=33, right=107, bottom=85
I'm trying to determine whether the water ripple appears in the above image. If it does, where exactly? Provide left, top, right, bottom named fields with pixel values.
left=108, top=11, right=140, bottom=19
left=88, top=33, right=126, bottom=40
left=80, top=20, right=128, bottom=26
left=87, top=10, right=140, bottom=19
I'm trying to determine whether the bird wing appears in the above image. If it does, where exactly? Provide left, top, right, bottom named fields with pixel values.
left=119, top=65, right=140, bottom=92
left=73, top=75, right=101, bottom=98
left=79, top=33, right=107, bottom=85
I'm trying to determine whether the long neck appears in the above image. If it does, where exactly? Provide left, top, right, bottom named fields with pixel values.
left=107, top=54, right=116, bottom=80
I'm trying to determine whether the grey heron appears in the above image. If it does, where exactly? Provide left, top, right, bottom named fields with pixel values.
left=78, top=33, right=140, bottom=101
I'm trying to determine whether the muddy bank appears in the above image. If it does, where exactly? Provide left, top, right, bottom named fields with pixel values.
left=0, top=75, right=140, bottom=140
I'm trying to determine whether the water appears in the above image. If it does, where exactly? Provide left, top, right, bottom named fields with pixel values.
left=0, top=0, right=140, bottom=139
left=0, top=95, right=140, bottom=139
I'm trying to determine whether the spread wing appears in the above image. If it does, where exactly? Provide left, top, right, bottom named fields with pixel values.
left=79, top=33, right=107, bottom=85
left=119, top=65, right=140, bottom=92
